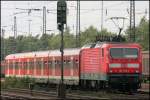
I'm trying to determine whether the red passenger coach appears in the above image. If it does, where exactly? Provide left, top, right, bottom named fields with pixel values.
left=4, top=49, right=80, bottom=85
left=3, top=42, right=142, bottom=91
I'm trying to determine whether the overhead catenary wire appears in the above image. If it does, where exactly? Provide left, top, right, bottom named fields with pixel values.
left=1, top=1, right=149, bottom=38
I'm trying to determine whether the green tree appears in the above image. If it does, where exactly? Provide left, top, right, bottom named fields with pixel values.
left=125, top=17, right=149, bottom=50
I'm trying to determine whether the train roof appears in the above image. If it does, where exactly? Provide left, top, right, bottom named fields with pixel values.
left=81, top=42, right=141, bottom=49
left=5, top=42, right=141, bottom=60
left=5, top=48, right=80, bottom=60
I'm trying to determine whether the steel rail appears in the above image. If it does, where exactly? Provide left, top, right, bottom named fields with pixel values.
left=1, top=88, right=109, bottom=99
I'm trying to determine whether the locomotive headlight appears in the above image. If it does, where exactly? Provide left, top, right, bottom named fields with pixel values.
left=127, top=64, right=139, bottom=68
left=109, top=63, right=121, bottom=68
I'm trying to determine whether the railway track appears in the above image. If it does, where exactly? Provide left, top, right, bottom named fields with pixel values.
left=1, top=87, right=149, bottom=100
left=1, top=82, right=149, bottom=100
left=1, top=88, right=109, bottom=99
left=1, top=88, right=57, bottom=100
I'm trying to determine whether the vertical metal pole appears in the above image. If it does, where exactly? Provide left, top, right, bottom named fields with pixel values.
left=133, top=1, right=135, bottom=42
left=61, top=24, right=64, bottom=84
left=13, top=16, right=17, bottom=53
left=43, top=6, right=44, bottom=34
left=28, top=20, right=31, bottom=35
left=58, top=24, right=66, bottom=98
left=43, top=6, right=46, bottom=34
left=101, top=0, right=103, bottom=30
left=14, top=16, right=17, bottom=39
left=1, top=29, right=5, bottom=61
left=130, top=0, right=135, bottom=42
left=76, top=0, right=80, bottom=47
left=78, top=0, right=80, bottom=47
left=130, top=1, right=132, bottom=41
left=76, top=1, right=78, bottom=47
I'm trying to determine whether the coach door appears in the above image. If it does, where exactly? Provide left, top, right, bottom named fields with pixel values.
left=29, top=59, right=34, bottom=77
left=47, top=57, right=52, bottom=77
left=64, top=56, right=70, bottom=77
left=73, top=55, right=79, bottom=77
left=36, top=58, right=43, bottom=77
left=43, top=57, right=48, bottom=77
left=55, top=57, right=61, bottom=76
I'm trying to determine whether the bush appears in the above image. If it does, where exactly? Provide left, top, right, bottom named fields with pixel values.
left=1, top=76, right=35, bottom=89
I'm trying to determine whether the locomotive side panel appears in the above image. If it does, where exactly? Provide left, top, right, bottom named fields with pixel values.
left=80, top=48, right=107, bottom=81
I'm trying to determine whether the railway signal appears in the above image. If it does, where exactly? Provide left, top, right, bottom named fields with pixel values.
left=57, top=0, right=67, bottom=25
left=57, top=0, right=67, bottom=98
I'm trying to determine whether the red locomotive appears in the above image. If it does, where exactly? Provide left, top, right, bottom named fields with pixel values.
left=3, top=42, right=142, bottom=91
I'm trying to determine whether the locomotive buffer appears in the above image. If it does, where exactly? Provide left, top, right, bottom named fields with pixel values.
left=57, top=0, right=67, bottom=98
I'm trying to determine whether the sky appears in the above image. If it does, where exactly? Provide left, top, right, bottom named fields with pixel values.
left=1, top=1, right=149, bottom=38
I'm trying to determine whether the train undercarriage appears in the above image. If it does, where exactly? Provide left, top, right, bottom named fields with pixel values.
left=3, top=74, right=141, bottom=92
left=108, top=74, right=141, bottom=92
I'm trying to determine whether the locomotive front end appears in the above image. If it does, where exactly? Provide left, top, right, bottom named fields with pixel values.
left=107, top=43, right=142, bottom=91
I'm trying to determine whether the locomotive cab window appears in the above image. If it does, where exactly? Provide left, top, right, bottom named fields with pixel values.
left=110, top=48, right=138, bottom=58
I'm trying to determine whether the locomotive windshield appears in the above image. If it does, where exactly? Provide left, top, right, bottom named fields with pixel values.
left=110, top=48, right=138, bottom=58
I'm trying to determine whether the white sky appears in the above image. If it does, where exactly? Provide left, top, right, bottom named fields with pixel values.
left=1, top=1, right=149, bottom=38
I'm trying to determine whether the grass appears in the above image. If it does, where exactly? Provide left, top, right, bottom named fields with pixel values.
left=1, top=76, right=35, bottom=89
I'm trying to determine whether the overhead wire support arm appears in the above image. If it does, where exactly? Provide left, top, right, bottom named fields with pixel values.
left=15, top=8, right=42, bottom=15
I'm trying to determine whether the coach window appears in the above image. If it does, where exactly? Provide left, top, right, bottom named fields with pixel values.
left=37, top=61, right=41, bottom=70
left=11, top=61, right=13, bottom=71
left=66, top=60, right=71, bottom=68
left=67, top=60, right=71, bottom=64
left=24, top=62, right=27, bottom=70
left=23, top=62, right=25, bottom=70
left=8, top=61, right=10, bottom=70
left=102, top=48, right=104, bottom=57
left=9, top=62, right=11, bottom=70
left=40, top=61, right=42, bottom=70
left=15, top=62, right=18, bottom=71
left=32, top=62, right=34, bottom=69
left=55, top=60, right=59, bottom=65
left=41, top=60, right=44, bottom=68
left=44, top=61, right=47, bottom=64
left=75, top=59, right=79, bottom=63
left=66, top=60, right=71, bottom=64
left=64, top=60, right=66, bottom=63
left=48, top=61, right=52, bottom=65
left=48, top=60, right=52, bottom=67
left=73, top=59, right=78, bottom=68
left=64, top=60, right=67, bottom=67
left=29, top=62, right=33, bottom=70
left=39, top=61, right=41, bottom=70
left=37, top=61, right=39, bottom=70
left=30, top=62, right=33, bottom=70
left=13, top=61, right=15, bottom=69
